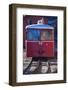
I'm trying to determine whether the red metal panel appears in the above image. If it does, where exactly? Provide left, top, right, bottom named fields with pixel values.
left=27, top=42, right=39, bottom=57
left=42, top=42, right=54, bottom=57
left=27, top=41, right=54, bottom=57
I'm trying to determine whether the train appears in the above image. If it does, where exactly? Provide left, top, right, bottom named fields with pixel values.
left=23, top=18, right=57, bottom=74
left=25, top=18, right=55, bottom=58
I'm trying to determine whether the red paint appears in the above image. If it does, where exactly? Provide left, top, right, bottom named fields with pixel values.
left=27, top=41, right=54, bottom=57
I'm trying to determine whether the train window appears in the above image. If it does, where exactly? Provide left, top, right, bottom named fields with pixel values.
left=27, top=29, right=53, bottom=41
left=27, top=29, right=40, bottom=41
left=41, top=30, right=52, bottom=40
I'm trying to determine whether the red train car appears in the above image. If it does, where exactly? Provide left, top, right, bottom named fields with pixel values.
left=25, top=19, right=54, bottom=58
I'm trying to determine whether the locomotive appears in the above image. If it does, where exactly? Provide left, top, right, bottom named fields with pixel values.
left=25, top=18, right=54, bottom=58
left=23, top=18, right=57, bottom=74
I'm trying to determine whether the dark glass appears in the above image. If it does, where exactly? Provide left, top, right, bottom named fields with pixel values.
left=41, top=30, right=51, bottom=40
left=27, top=29, right=52, bottom=41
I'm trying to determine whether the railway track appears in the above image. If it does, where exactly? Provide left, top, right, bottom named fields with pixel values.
left=23, top=57, right=57, bottom=74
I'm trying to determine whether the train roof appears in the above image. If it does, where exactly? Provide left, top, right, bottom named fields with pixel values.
left=25, top=24, right=54, bottom=30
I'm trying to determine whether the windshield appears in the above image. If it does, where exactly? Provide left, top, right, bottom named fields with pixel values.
left=27, top=29, right=52, bottom=41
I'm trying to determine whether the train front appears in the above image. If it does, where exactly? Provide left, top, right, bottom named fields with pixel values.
left=25, top=18, right=54, bottom=58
